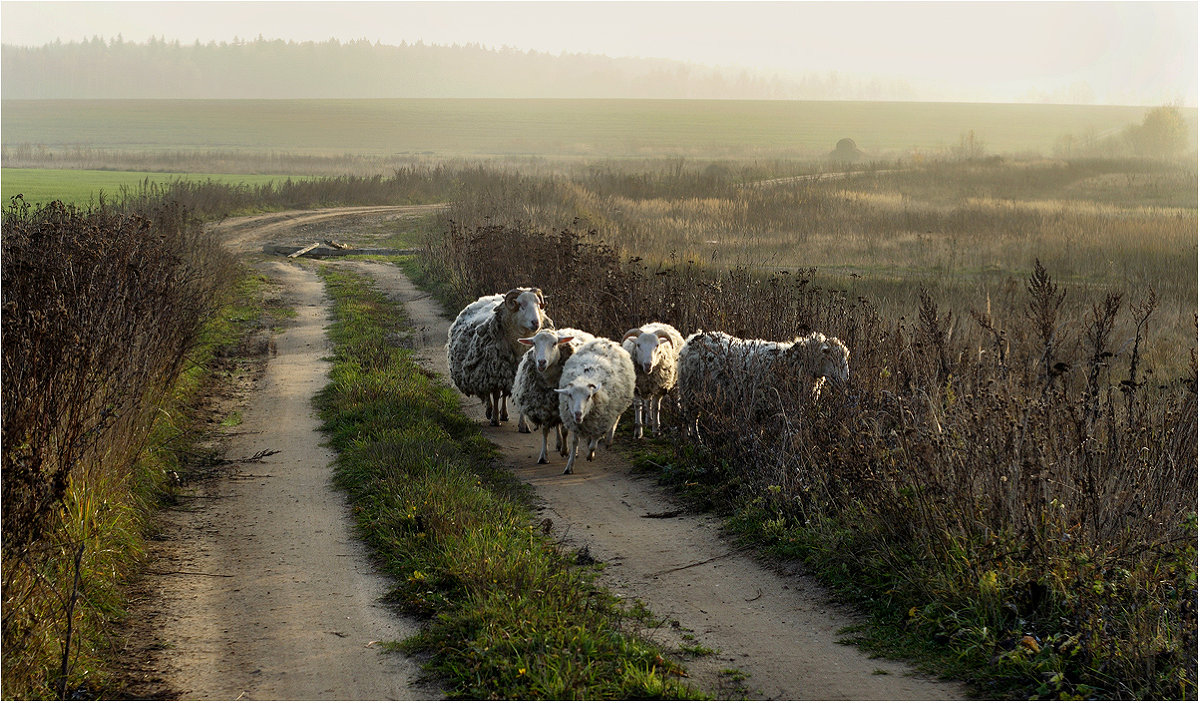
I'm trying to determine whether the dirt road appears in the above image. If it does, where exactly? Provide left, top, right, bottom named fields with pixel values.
left=214, top=204, right=446, bottom=256
left=121, top=207, right=441, bottom=700
left=130, top=206, right=966, bottom=700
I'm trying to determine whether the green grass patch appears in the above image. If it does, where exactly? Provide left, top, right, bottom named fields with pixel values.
left=1, top=168, right=307, bottom=206
left=314, top=267, right=702, bottom=700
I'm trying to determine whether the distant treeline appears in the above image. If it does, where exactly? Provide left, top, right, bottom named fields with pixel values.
left=0, top=36, right=918, bottom=101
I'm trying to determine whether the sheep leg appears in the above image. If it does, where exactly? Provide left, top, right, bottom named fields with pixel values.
left=499, top=393, right=510, bottom=422
left=633, top=397, right=644, bottom=440
left=650, top=395, right=662, bottom=436
left=538, top=425, right=550, bottom=464
left=563, top=432, right=579, bottom=474
left=488, top=391, right=501, bottom=427
left=605, top=416, right=619, bottom=448
left=557, top=425, right=568, bottom=456
left=587, top=437, right=599, bottom=461
left=518, top=412, right=531, bottom=434
left=482, top=395, right=492, bottom=420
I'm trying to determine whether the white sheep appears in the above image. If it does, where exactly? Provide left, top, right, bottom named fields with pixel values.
left=511, top=327, right=596, bottom=464
left=676, top=330, right=850, bottom=435
left=555, top=338, right=636, bottom=474
left=620, top=322, right=684, bottom=439
left=446, top=288, right=552, bottom=426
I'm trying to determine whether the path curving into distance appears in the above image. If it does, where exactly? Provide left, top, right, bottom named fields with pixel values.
left=121, top=208, right=443, bottom=700
left=129, top=206, right=967, bottom=700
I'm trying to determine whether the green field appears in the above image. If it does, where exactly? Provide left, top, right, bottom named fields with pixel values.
left=1, top=98, right=1184, bottom=159
left=1, top=168, right=304, bottom=205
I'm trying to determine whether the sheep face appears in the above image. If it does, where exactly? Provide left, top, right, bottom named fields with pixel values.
left=519, top=330, right=575, bottom=373
left=818, top=337, right=851, bottom=385
left=556, top=381, right=598, bottom=424
left=623, top=329, right=676, bottom=375
left=505, top=288, right=546, bottom=336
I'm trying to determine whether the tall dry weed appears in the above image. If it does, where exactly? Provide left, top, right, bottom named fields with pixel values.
left=1, top=197, right=234, bottom=697
left=422, top=220, right=1197, bottom=698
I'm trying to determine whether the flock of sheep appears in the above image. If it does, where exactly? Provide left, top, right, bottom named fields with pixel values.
left=445, top=286, right=852, bottom=474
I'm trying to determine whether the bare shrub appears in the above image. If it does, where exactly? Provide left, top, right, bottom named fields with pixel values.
left=423, top=220, right=1197, bottom=698
left=1, top=197, right=234, bottom=696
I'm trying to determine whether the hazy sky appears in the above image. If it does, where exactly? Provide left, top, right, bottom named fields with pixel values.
left=1, top=1, right=1195, bottom=105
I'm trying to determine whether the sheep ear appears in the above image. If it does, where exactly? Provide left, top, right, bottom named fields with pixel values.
left=518, top=337, right=535, bottom=346
left=554, top=388, right=569, bottom=395
left=656, top=331, right=675, bottom=347
left=820, top=343, right=831, bottom=354
left=556, top=336, right=574, bottom=345
left=622, top=328, right=642, bottom=343
left=587, top=383, right=597, bottom=391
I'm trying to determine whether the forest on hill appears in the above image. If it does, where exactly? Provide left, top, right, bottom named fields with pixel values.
left=1, top=36, right=918, bottom=100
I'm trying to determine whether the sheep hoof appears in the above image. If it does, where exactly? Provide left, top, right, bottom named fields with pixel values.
left=518, top=425, right=531, bottom=434
left=562, top=466, right=573, bottom=475
left=538, top=457, right=549, bottom=465
left=490, top=418, right=501, bottom=427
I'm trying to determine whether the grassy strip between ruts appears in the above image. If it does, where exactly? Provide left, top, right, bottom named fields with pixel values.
left=313, top=266, right=703, bottom=700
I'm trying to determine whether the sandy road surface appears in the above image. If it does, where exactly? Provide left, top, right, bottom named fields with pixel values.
left=120, top=207, right=443, bottom=700
left=162, top=262, right=433, bottom=700
left=213, top=204, right=447, bottom=256
left=129, top=206, right=965, bottom=700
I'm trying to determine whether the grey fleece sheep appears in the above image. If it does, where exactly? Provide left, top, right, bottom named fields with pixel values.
left=676, top=330, right=850, bottom=435
left=446, top=288, right=553, bottom=426
left=620, top=322, right=685, bottom=439
left=511, top=327, right=596, bottom=464
left=555, top=338, right=636, bottom=474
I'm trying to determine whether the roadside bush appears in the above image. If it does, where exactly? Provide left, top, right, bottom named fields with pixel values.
left=420, top=220, right=1197, bottom=699
left=1, top=197, right=234, bottom=697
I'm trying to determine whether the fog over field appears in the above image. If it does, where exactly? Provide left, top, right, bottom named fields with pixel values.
left=1, top=1, right=1195, bottom=105
left=0, top=38, right=923, bottom=101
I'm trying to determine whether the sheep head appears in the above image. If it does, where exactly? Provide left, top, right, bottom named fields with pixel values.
left=519, top=329, right=576, bottom=373
left=504, top=287, right=546, bottom=335
left=622, top=328, right=675, bottom=375
left=787, top=333, right=850, bottom=388
left=556, top=380, right=599, bottom=424
left=817, top=337, right=851, bottom=385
